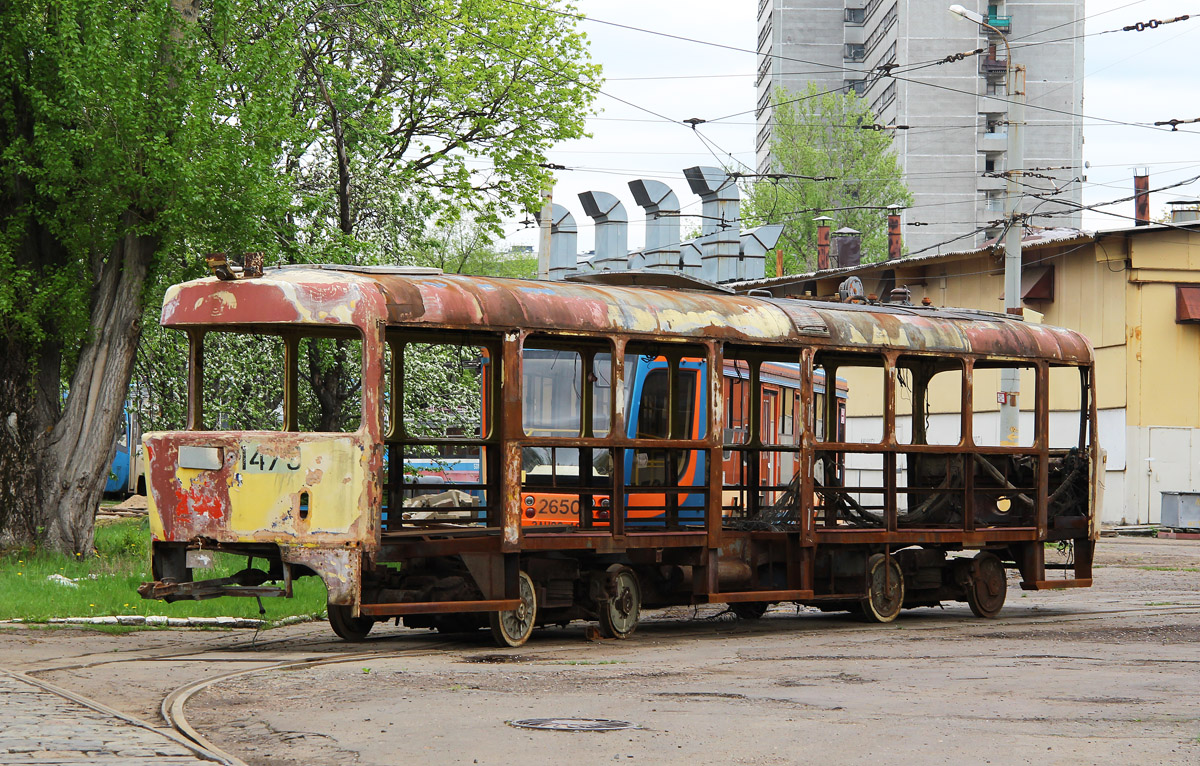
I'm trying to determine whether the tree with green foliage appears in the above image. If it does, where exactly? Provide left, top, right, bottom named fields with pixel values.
left=742, top=84, right=912, bottom=275
left=0, top=0, right=598, bottom=554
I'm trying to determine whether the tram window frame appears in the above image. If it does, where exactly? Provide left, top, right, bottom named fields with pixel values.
left=970, top=360, right=1038, bottom=448
left=812, top=352, right=885, bottom=445
left=520, top=337, right=613, bottom=440
left=1047, top=363, right=1089, bottom=450
left=895, top=356, right=965, bottom=447
left=721, top=346, right=805, bottom=523
left=383, top=330, right=500, bottom=528
left=196, top=325, right=366, bottom=434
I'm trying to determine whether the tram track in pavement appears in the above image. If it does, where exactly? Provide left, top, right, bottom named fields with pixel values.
left=23, top=597, right=1200, bottom=679
left=11, top=598, right=1198, bottom=764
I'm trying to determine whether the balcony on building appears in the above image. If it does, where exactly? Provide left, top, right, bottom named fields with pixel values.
left=987, top=13, right=1012, bottom=31
left=980, top=123, right=1008, bottom=153
left=980, top=45, right=1007, bottom=77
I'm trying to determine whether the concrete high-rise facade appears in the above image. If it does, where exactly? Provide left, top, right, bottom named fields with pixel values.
left=755, top=0, right=1083, bottom=255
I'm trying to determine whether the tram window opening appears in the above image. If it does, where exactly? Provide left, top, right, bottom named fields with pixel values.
left=400, top=445, right=487, bottom=521
left=811, top=361, right=848, bottom=443
left=895, top=358, right=963, bottom=446
left=724, top=361, right=750, bottom=445
left=401, top=342, right=487, bottom=442
left=1048, top=365, right=1087, bottom=449
left=971, top=362, right=1037, bottom=447
left=297, top=336, right=363, bottom=433
left=382, top=341, right=394, bottom=438
left=523, top=349, right=582, bottom=438
left=722, top=351, right=804, bottom=447
left=521, top=345, right=612, bottom=438
left=198, top=329, right=364, bottom=433
left=814, top=354, right=883, bottom=444
left=815, top=451, right=885, bottom=528
left=896, top=453, right=966, bottom=528
left=201, top=331, right=286, bottom=431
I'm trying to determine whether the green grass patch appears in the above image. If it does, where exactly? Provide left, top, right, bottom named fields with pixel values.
left=1137, top=566, right=1200, bottom=573
left=0, top=518, right=327, bottom=624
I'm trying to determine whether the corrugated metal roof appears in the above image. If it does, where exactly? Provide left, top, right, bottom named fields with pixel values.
left=732, top=227, right=1096, bottom=290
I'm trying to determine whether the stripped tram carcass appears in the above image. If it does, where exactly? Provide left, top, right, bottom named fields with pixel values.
left=138, top=266, right=1100, bottom=645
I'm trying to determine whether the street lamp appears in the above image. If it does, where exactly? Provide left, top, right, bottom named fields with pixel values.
left=950, top=3, right=1025, bottom=447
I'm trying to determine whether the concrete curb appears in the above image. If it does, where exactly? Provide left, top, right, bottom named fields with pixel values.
left=1, top=614, right=321, bottom=628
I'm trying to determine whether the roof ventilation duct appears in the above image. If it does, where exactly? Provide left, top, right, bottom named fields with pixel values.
left=684, top=166, right=740, bottom=282
left=578, top=191, right=629, bottom=271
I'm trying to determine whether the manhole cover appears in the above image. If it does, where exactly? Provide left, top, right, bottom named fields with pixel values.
left=507, top=718, right=639, bottom=732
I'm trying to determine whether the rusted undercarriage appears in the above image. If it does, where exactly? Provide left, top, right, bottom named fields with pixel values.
left=138, top=267, right=1100, bottom=645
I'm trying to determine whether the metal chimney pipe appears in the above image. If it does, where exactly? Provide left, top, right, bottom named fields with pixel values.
left=739, top=224, right=785, bottom=281
left=815, top=216, right=833, bottom=270
left=1134, top=168, right=1150, bottom=226
left=684, top=166, right=740, bottom=282
left=578, top=191, right=628, bottom=270
left=832, top=227, right=862, bottom=268
left=887, top=205, right=902, bottom=261
left=547, top=203, right=578, bottom=281
left=628, top=179, right=681, bottom=270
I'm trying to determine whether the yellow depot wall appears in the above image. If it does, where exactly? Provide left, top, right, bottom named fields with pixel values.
left=1123, top=229, right=1200, bottom=428
left=1130, top=280, right=1200, bottom=428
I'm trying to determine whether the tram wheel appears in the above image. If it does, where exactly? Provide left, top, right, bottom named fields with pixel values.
left=598, top=565, right=641, bottom=639
left=731, top=601, right=769, bottom=620
left=860, top=553, right=904, bottom=623
left=489, top=571, right=537, bottom=647
left=966, top=552, right=1007, bottom=618
left=328, top=603, right=374, bottom=642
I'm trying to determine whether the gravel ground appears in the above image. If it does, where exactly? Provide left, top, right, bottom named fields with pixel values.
left=2, top=536, right=1198, bottom=766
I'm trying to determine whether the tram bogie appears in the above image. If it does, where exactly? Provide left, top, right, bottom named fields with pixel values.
left=138, top=267, right=1099, bottom=645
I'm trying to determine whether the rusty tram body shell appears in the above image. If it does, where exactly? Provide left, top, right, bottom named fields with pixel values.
left=140, top=266, right=1100, bottom=644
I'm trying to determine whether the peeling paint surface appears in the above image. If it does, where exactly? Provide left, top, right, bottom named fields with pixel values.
left=144, top=432, right=373, bottom=547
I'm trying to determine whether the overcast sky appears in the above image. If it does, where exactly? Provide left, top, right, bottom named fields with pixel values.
left=501, top=0, right=1200, bottom=252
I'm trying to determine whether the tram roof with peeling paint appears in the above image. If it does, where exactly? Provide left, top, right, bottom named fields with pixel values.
left=161, top=266, right=1093, bottom=364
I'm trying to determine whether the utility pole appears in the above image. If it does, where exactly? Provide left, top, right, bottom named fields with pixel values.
left=536, top=189, right=553, bottom=281
left=950, top=4, right=1025, bottom=446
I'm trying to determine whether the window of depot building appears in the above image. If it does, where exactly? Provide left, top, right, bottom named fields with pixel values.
left=522, top=343, right=612, bottom=438
left=895, top=357, right=964, bottom=447
left=624, top=345, right=708, bottom=441
left=200, top=329, right=363, bottom=433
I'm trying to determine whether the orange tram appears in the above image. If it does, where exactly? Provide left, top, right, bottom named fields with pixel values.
left=138, top=266, right=1100, bottom=646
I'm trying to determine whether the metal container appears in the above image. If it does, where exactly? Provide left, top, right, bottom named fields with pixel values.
left=1160, top=492, right=1200, bottom=530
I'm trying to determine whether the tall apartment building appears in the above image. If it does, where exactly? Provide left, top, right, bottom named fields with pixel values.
left=756, top=0, right=1084, bottom=255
